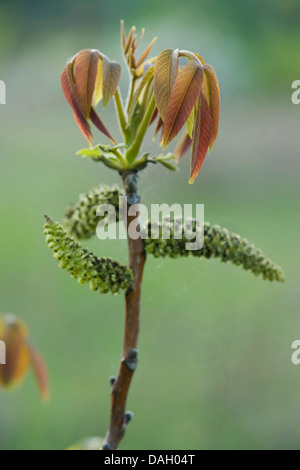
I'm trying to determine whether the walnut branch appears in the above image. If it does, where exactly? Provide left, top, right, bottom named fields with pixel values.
left=103, top=172, right=146, bottom=450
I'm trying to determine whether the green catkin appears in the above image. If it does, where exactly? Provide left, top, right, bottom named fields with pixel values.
left=143, top=218, right=285, bottom=282
left=64, top=184, right=124, bottom=240
left=44, top=216, right=133, bottom=294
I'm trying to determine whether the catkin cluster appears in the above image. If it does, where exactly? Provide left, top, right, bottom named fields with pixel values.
left=144, top=218, right=284, bottom=282
left=44, top=216, right=133, bottom=294
left=64, top=185, right=123, bottom=240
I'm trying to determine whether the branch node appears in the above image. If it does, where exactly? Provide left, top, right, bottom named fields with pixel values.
left=121, top=171, right=140, bottom=205
left=102, top=442, right=112, bottom=450
left=125, top=411, right=134, bottom=423
left=109, top=376, right=116, bottom=386
left=124, top=348, right=138, bottom=370
left=125, top=286, right=133, bottom=297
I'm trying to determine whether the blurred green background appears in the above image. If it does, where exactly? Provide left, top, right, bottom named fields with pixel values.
left=0, top=0, right=299, bottom=450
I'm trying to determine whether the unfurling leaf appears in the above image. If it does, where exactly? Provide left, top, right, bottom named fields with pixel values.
left=128, top=66, right=154, bottom=123
left=93, top=59, right=103, bottom=106
left=102, top=55, right=121, bottom=108
left=135, top=28, right=145, bottom=49
left=189, top=93, right=212, bottom=184
left=74, top=50, right=99, bottom=117
left=121, top=22, right=157, bottom=78
left=153, top=153, right=178, bottom=171
left=163, top=61, right=204, bottom=148
left=0, top=314, right=50, bottom=399
left=76, top=145, right=123, bottom=169
left=136, top=37, right=157, bottom=68
left=61, top=62, right=93, bottom=144
left=203, top=64, right=220, bottom=152
left=76, top=147, right=103, bottom=159
left=120, top=20, right=126, bottom=49
left=0, top=315, right=30, bottom=387
left=186, top=108, right=195, bottom=138
left=61, top=52, right=116, bottom=144
left=124, top=26, right=136, bottom=55
left=154, top=49, right=179, bottom=120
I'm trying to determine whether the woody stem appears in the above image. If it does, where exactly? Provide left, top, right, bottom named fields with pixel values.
left=103, top=172, right=146, bottom=450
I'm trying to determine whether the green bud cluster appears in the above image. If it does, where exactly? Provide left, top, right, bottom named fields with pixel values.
left=44, top=216, right=133, bottom=294
left=144, top=218, right=285, bottom=282
left=64, top=185, right=123, bottom=240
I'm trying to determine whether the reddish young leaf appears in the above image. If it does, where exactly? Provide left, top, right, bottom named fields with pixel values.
left=204, top=64, right=220, bottom=152
left=174, top=133, right=192, bottom=159
left=201, top=73, right=209, bottom=100
left=127, top=45, right=134, bottom=70
left=0, top=316, right=30, bottom=387
left=125, top=26, right=136, bottom=54
left=189, top=93, right=212, bottom=184
left=61, top=62, right=93, bottom=144
left=163, top=61, right=204, bottom=148
left=136, top=37, right=157, bottom=68
left=74, top=50, right=99, bottom=117
left=28, top=342, right=50, bottom=401
left=193, top=54, right=220, bottom=152
left=0, top=315, right=50, bottom=399
left=72, top=112, right=93, bottom=145
left=120, top=20, right=126, bottom=49
left=102, top=56, right=122, bottom=108
left=90, top=107, right=116, bottom=143
left=150, top=107, right=158, bottom=125
left=135, top=28, right=145, bottom=49
left=154, top=49, right=179, bottom=120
